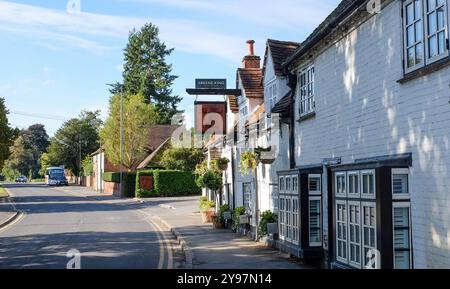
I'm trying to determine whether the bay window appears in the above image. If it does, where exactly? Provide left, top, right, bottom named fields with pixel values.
left=336, top=201, right=348, bottom=263
left=362, top=202, right=377, bottom=269
left=403, top=0, right=449, bottom=73
left=393, top=204, right=412, bottom=269
left=309, top=197, right=322, bottom=246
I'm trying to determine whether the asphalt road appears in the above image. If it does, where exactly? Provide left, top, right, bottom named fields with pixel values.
left=0, top=183, right=175, bottom=269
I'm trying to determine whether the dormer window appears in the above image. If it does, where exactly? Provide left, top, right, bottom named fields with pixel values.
left=265, top=81, right=277, bottom=109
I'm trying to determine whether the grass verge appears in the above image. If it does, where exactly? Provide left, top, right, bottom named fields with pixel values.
left=0, top=185, right=8, bottom=198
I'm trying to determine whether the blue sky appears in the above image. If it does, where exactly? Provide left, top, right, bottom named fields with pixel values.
left=0, top=0, right=340, bottom=136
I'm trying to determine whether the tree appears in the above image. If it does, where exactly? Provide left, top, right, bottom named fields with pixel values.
left=100, top=93, right=158, bottom=171
left=21, top=124, right=49, bottom=154
left=0, top=97, right=16, bottom=171
left=44, top=111, right=102, bottom=176
left=160, top=147, right=205, bottom=172
left=3, top=136, right=34, bottom=177
left=109, top=23, right=181, bottom=124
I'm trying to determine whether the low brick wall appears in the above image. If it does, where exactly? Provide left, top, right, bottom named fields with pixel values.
left=103, top=181, right=122, bottom=198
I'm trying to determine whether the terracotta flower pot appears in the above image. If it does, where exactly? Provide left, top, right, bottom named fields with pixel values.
left=201, top=210, right=215, bottom=223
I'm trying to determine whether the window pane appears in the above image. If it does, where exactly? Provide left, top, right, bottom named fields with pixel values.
left=416, top=43, right=423, bottom=64
left=437, top=6, right=445, bottom=29
left=415, top=0, right=422, bottom=18
left=407, top=25, right=415, bottom=46
left=408, top=47, right=416, bottom=67
left=394, top=207, right=410, bottom=227
left=393, top=174, right=408, bottom=195
left=427, top=0, right=436, bottom=12
left=428, top=12, right=437, bottom=34
left=415, top=21, right=423, bottom=42
left=429, top=35, right=438, bottom=57
left=407, top=3, right=414, bottom=25
left=395, top=251, right=411, bottom=269
left=438, top=31, right=446, bottom=54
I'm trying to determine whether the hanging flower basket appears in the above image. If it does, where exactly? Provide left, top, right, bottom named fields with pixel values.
left=239, top=151, right=258, bottom=175
left=217, top=157, right=230, bottom=171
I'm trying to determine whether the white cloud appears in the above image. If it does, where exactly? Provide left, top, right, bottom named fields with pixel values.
left=0, top=1, right=248, bottom=60
left=130, top=0, right=337, bottom=29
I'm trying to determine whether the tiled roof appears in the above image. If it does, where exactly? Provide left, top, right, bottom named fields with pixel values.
left=248, top=104, right=265, bottom=125
left=271, top=90, right=292, bottom=115
left=145, top=125, right=180, bottom=153
left=284, top=0, right=366, bottom=67
left=265, top=39, right=300, bottom=76
left=228, top=95, right=239, bottom=113
left=237, top=68, right=263, bottom=98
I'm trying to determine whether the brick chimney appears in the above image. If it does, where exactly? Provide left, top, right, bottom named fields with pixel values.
left=242, top=40, right=260, bottom=69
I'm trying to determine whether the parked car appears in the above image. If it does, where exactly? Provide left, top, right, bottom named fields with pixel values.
left=15, top=176, right=28, bottom=183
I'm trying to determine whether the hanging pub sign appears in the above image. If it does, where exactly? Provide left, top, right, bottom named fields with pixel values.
left=195, top=79, right=227, bottom=89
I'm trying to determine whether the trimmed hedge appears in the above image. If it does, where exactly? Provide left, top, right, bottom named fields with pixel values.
left=102, top=172, right=120, bottom=183
left=135, top=170, right=200, bottom=197
left=102, top=171, right=136, bottom=198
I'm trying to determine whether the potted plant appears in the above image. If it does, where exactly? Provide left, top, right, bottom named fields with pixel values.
left=212, top=204, right=230, bottom=229
left=199, top=196, right=215, bottom=223
left=258, top=211, right=278, bottom=238
left=217, top=157, right=230, bottom=171
left=239, top=151, right=258, bottom=175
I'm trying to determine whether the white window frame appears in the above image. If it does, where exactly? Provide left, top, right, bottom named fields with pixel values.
left=336, top=200, right=348, bottom=264
left=403, top=0, right=449, bottom=73
left=362, top=202, right=378, bottom=269
left=297, top=65, right=315, bottom=116
left=279, top=196, right=286, bottom=241
left=308, top=174, right=322, bottom=195
left=279, top=176, right=285, bottom=194
left=285, top=196, right=292, bottom=242
left=309, top=196, right=322, bottom=247
left=403, top=0, right=426, bottom=73
left=392, top=202, right=413, bottom=269
left=392, top=168, right=410, bottom=200
left=292, top=196, right=300, bottom=245
left=423, top=0, right=449, bottom=63
left=292, top=175, right=299, bottom=195
left=335, top=172, right=347, bottom=198
left=361, top=170, right=376, bottom=200
left=243, top=182, right=252, bottom=214
left=348, top=201, right=362, bottom=268
left=347, top=171, right=360, bottom=198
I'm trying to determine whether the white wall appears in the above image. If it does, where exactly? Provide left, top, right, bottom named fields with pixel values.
left=292, top=1, right=450, bottom=268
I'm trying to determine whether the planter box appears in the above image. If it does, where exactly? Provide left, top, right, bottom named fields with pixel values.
left=222, top=211, right=232, bottom=220
left=239, top=214, right=250, bottom=224
left=267, top=222, right=279, bottom=235
left=201, top=210, right=215, bottom=223
left=212, top=216, right=225, bottom=229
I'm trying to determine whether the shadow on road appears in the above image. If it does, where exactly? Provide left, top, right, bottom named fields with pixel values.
left=0, top=230, right=167, bottom=269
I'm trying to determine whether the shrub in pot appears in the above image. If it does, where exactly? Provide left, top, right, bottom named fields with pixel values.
left=199, top=196, right=215, bottom=223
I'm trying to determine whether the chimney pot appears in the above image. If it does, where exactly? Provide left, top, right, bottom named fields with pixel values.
left=247, top=40, right=255, bottom=56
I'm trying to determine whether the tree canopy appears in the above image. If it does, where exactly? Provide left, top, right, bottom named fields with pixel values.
left=109, top=23, right=181, bottom=124
left=160, top=147, right=205, bottom=172
left=42, top=111, right=102, bottom=176
left=0, top=97, right=17, bottom=171
left=100, top=93, right=158, bottom=171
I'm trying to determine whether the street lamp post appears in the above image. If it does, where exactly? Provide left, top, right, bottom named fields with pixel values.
left=119, top=88, right=124, bottom=197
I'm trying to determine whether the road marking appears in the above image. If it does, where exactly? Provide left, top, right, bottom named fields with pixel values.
left=0, top=211, right=25, bottom=234
left=137, top=209, right=174, bottom=269
left=150, top=218, right=174, bottom=269
left=141, top=216, right=165, bottom=269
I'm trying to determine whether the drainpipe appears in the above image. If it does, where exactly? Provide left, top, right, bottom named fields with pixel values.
left=288, top=73, right=297, bottom=169
left=254, top=167, right=259, bottom=241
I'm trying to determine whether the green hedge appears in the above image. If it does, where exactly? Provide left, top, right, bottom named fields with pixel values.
left=102, top=172, right=136, bottom=198
left=102, top=172, right=120, bottom=183
left=135, top=170, right=200, bottom=197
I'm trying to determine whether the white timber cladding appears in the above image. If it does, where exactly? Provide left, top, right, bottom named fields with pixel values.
left=291, top=0, right=450, bottom=268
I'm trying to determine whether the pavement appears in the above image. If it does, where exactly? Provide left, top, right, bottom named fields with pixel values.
left=0, top=183, right=182, bottom=269
left=138, top=196, right=312, bottom=269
